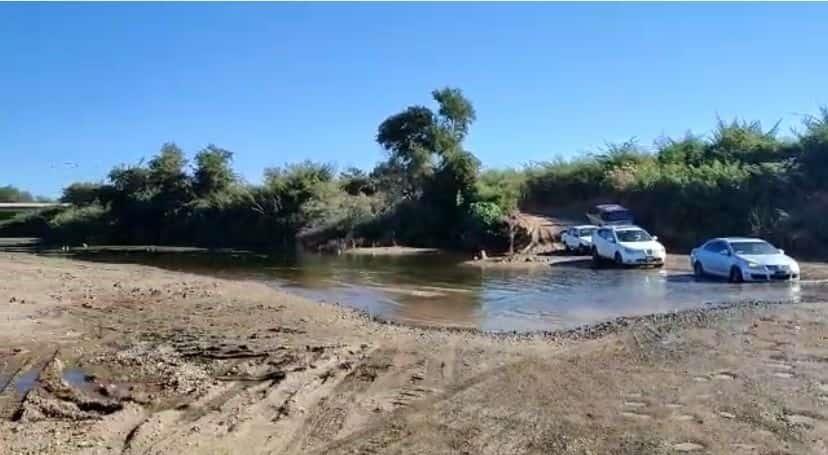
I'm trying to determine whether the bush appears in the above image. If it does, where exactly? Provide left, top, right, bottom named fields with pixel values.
left=460, top=201, right=507, bottom=250
left=46, top=204, right=111, bottom=244
left=61, top=182, right=103, bottom=206
left=0, top=209, right=58, bottom=238
left=476, top=168, right=526, bottom=213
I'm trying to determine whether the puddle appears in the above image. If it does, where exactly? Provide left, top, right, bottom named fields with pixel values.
left=13, top=368, right=41, bottom=395
left=63, top=367, right=115, bottom=399
left=63, top=368, right=95, bottom=389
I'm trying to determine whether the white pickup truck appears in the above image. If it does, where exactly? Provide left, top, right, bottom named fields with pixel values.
left=560, top=225, right=598, bottom=254
left=591, top=225, right=666, bottom=267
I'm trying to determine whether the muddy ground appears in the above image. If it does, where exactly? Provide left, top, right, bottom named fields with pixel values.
left=0, top=253, right=827, bottom=454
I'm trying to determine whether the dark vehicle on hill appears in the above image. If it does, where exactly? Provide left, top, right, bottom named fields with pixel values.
left=586, top=204, right=634, bottom=226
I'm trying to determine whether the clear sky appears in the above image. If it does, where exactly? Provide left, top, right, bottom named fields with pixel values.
left=2, top=3, right=827, bottom=197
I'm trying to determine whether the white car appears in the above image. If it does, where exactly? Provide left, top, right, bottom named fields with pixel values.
left=690, top=237, right=800, bottom=282
left=561, top=225, right=598, bottom=254
left=591, top=225, right=666, bottom=267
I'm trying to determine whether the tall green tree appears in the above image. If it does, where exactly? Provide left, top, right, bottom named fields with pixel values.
left=193, top=145, right=235, bottom=197
left=432, top=87, right=476, bottom=141
left=147, top=143, right=192, bottom=216
left=375, top=87, right=479, bottom=200
left=61, top=182, right=103, bottom=206
left=376, top=105, right=437, bottom=198
left=374, top=87, right=482, bottom=244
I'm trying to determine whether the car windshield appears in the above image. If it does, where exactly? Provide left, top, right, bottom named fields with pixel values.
left=577, top=228, right=596, bottom=237
left=731, top=241, right=779, bottom=255
left=603, top=210, right=632, bottom=221
left=616, top=229, right=651, bottom=242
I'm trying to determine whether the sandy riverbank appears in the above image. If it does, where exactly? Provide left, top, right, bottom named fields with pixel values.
left=343, top=246, right=442, bottom=256
left=1, top=253, right=827, bottom=454
left=464, top=251, right=828, bottom=279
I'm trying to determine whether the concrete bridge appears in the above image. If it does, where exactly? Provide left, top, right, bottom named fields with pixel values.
left=0, top=202, right=70, bottom=213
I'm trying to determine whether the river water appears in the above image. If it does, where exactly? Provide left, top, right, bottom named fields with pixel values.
left=71, top=249, right=828, bottom=333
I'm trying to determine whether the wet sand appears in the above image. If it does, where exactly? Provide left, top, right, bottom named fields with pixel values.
left=1, top=253, right=828, bottom=454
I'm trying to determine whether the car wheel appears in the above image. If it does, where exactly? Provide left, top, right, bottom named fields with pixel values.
left=693, top=261, right=704, bottom=279
left=592, top=248, right=603, bottom=268
left=729, top=266, right=744, bottom=283
left=614, top=252, right=624, bottom=267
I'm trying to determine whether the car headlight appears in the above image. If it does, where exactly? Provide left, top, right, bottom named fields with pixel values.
left=746, top=262, right=763, bottom=269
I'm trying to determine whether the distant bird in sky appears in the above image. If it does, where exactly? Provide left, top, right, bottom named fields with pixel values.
left=49, top=161, right=79, bottom=169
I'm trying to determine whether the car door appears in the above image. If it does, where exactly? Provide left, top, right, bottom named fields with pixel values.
left=563, top=228, right=575, bottom=249
left=598, top=229, right=615, bottom=257
left=705, top=241, right=730, bottom=276
left=695, top=241, right=715, bottom=275
left=593, top=229, right=606, bottom=255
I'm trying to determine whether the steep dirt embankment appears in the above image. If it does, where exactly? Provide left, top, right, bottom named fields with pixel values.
left=1, top=253, right=828, bottom=454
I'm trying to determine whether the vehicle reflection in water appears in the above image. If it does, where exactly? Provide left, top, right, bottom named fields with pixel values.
left=71, top=250, right=819, bottom=333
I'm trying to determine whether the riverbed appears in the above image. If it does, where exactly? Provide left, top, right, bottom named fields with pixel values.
left=2, top=252, right=828, bottom=454
left=71, top=249, right=828, bottom=332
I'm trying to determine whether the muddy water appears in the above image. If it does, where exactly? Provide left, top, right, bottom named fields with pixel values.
left=73, top=251, right=828, bottom=332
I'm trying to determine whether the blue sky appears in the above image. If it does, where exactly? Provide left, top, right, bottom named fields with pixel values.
left=2, top=3, right=827, bottom=197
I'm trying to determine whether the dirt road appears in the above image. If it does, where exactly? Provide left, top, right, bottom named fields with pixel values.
left=1, top=253, right=827, bottom=454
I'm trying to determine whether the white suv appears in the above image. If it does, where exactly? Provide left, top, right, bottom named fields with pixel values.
left=592, top=225, right=666, bottom=267
left=561, top=225, right=598, bottom=254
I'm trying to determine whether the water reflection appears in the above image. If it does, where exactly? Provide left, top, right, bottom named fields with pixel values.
left=72, top=250, right=819, bottom=332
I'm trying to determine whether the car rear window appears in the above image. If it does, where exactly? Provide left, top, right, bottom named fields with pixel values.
left=578, top=228, right=596, bottom=237
left=603, top=210, right=632, bottom=221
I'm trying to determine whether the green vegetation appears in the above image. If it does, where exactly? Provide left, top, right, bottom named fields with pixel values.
left=2, top=92, right=828, bottom=257
left=523, top=112, right=828, bottom=255
left=0, top=88, right=501, bottom=252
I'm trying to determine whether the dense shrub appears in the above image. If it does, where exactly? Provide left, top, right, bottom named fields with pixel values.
left=476, top=168, right=526, bottom=213
left=46, top=204, right=111, bottom=244
left=520, top=112, right=828, bottom=257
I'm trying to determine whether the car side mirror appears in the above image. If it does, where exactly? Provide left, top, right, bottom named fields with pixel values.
left=779, top=249, right=785, bottom=255
left=652, top=236, right=658, bottom=241
left=720, top=249, right=731, bottom=256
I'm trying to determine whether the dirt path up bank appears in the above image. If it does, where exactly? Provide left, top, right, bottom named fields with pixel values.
left=0, top=253, right=827, bottom=454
